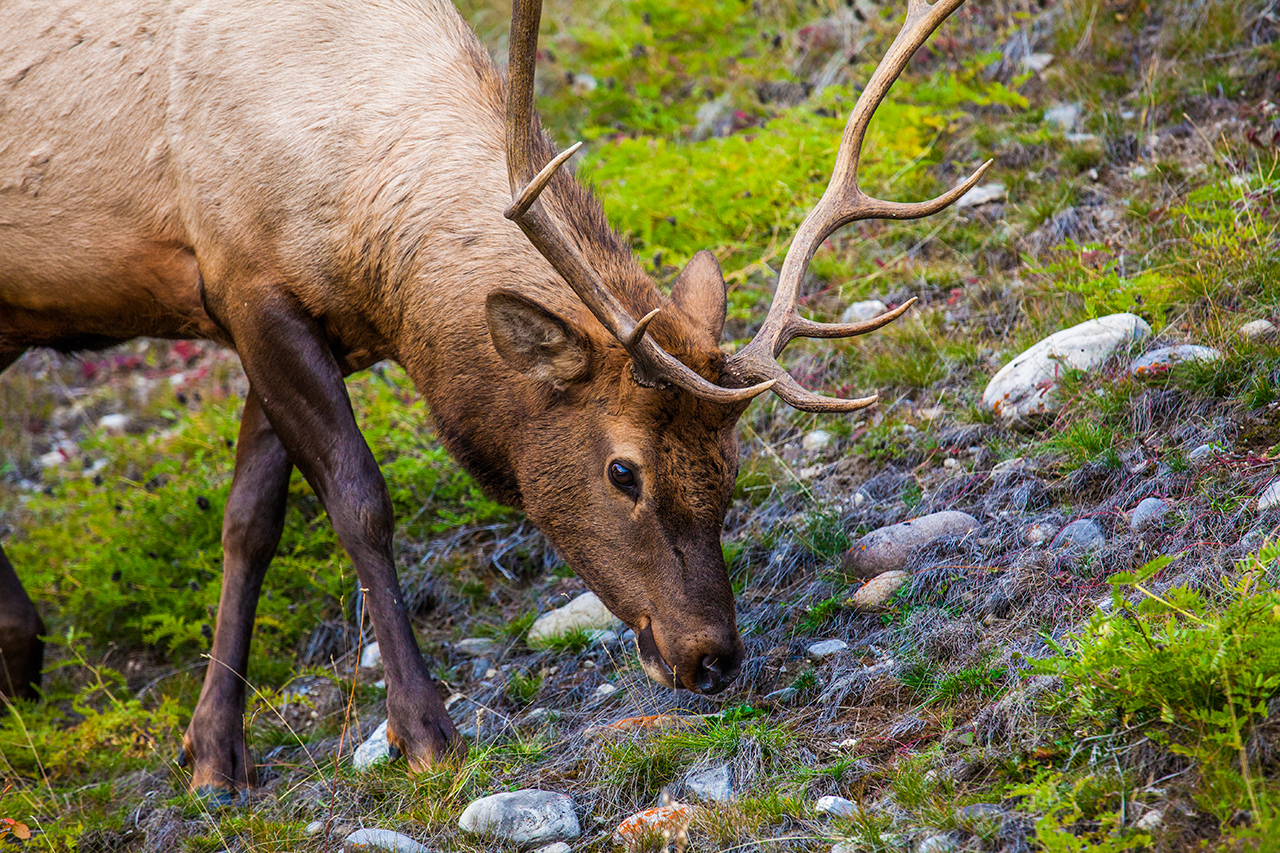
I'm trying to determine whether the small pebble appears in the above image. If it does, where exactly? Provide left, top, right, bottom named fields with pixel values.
left=850, top=571, right=908, bottom=610
left=1239, top=319, right=1277, bottom=341
left=343, top=828, right=432, bottom=853
left=816, top=795, right=857, bottom=819
left=1130, top=497, right=1170, bottom=532
left=360, top=641, right=382, bottom=670
left=806, top=639, right=849, bottom=661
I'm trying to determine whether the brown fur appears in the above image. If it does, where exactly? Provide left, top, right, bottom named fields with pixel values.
left=0, top=0, right=747, bottom=790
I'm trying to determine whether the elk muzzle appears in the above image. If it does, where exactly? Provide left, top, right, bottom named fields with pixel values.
left=634, top=615, right=745, bottom=695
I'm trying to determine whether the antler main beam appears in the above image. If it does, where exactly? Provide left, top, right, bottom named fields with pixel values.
left=726, top=0, right=992, bottom=412
left=503, top=0, right=774, bottom=404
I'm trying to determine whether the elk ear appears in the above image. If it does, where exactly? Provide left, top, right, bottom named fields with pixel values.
left=671, top=250, right=727, bottom=342
left=487, top=290, right=592, bottom=387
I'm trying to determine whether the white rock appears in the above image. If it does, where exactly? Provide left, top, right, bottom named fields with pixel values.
left=352, top=719, right=394, bottom=770
left=1128, top=345, right=1221, bottom=377
left=454, top=637, right=500, bottom=657
left=850, top=571, right=908, bottom=610
left=1239, top=319, right=1278, bottom=341
left=304, top=821, right=326, bottom=836
left=816, top=795, right=858, bottom=818
left=1259, top=480, right=1280, bottom=512
left=840, top=299, right=889, bottom=324
left=807, top=639, right=850, bottom=661
left=458, top=789, right=580, bottom=845
left=97, top=413, right=128, bottom=434
left=1135, top=809, right=1163, bottom=832
left=533, top=844, right=573, bottom=853
left=528, top=592, right=622, bottom=647
left=1065, top=132, right=1100, bottom=145
left=802, top=429, right=833, bottom=453
left=1188, top=443, right=1219, bottom=466
left=38, top=448, right=69, bottom=469
left=1020, top=52, right=1054, bottom=72
left=1044, top=102, right=1081, bottom=131
left=955, top=182, right=1006, bottom=210
left=360, top=641, right=382, bottom=670
left=1130, top=497, right=1170, bottom=531
left=981, top=313, right=1151, bottom=427
left=1130, top=164, right=1151, bottom=179
left=683, top=763, right=735, bottom=802
left=843, top=511, right=979, bottom=578
left=344, top=828, right=432, bottom=853
left=594, top=683, right=618, bottom=697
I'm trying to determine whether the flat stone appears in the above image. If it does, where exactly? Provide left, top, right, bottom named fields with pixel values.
left=1128, top=345, right=1221, bottom=377
left=816, top=795, right=857, bottom=818
left=528, top=592, right=622, bottom=647
left=955, top=182, right=1006, bottom=210
left=843, top=511, right=979, bottom=578
left=683, top=763, right=735, bottom=802
left=1053, top=519, right=1106, bottom=553
left=1188, top=443, right=1219, bottom=466
left=454, top=637, right=500, bottom=658
left=850, top=571, right=908, bottom=610
left=1259, top=480, right=1280, bottom=512
left=1044, top=102, right=1081, bottom=131
left=981, top=313, right=1151, bottom=427
left=806, top=639, right=850, bottom=661
left=458, top=790, right=579, bottom=845
left=841, top=299, right=888, bottom=324
left=1239, top=319, right=1278, bottom=341
left=343, top=828, right=432, bottom=853
left=1130, top=497, right=1170, bottom=531
left=304, top=821, right=326, bottom=836
left=352, top=719, right=394, bottom=770
left=360, top=641, right=382, bottom=670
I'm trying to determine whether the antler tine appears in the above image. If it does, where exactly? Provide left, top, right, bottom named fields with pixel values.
left=727, top=0, right=978, bottom=403
left=504, top=0, right=775, bottom=405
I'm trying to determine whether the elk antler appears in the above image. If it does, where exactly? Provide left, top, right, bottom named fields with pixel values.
left=504, top=0, right=774, bottom=404
left=725, top=0, right=993, bottom=412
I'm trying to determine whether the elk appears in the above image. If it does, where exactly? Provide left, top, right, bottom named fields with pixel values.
left=0, top=0, right=987, bottom=797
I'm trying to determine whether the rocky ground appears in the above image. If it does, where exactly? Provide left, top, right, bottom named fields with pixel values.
left=3, top=0, right=1280, bottom=850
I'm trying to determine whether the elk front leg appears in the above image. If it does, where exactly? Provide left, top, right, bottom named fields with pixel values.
left=182, top=389, right=291, bottom=801
left=0, top=543, right=45, bottom=702
left=210, top=296, right=464, bottom=771
left=0, top=348, right=44, bottom=703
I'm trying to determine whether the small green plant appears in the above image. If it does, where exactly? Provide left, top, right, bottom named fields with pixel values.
left=505, top=668, right=544, bottom=707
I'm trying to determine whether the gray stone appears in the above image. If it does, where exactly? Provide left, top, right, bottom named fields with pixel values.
left=1128, top=344, right=1221, bottom=378
left=458, top=790, right=580, bottom=845
left=97, top=413, right=129, bottom=434
left=1053, top=519, right=1106, bottom=553
left=360, top=641, right=382, bottom=670
left=850, top=571, right=908, bottom=610
left=1240, top=319, right=1278, bottom=341
left=1130, top=497, right=1170, bottom=532
left=816, top=795, right=858, bottom=818
left=528, top=592, right=622, bottom=647
left=843, top=511, right=979, bottom=578
left=344, top=828, right=432, bottom=853
left=806, top=639, right=850, bottom=661
left=304, top=821, right=326, bottom=836
left=841, top=299, right=888, bottom=324
left=954, top=182, right=1006, bottom=210
left=1044, top=102, right=1081, bottom=131
left=1188, top=443, right=1219, bottom=466
left=683, top=763, right=735, bottom=802
left=1259, top=480, right=1280, bottom=512
left=454, top=637, right=500, bottom=658
left=955, top=803, right=1006, bottom=832
left=982, top=313, right=1151, bottom=427
left=917, top=835, right=958, bottom=853
left=1135, top=809, right=1163, bottom=832
left=352, top=719, right=394, bottom=770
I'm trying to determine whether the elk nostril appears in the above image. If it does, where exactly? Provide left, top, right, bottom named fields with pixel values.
left=696, top=654, right=726, bottom=694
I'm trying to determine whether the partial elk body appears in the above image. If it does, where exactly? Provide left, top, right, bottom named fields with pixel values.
left=0, top=0, right=987, bottom=796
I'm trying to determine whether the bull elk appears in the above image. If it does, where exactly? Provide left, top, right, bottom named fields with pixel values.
left=0, top=0, right=987, bottom=797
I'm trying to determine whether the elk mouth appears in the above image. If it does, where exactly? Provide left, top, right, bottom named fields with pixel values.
left=634, top=620, right=676, bottom=689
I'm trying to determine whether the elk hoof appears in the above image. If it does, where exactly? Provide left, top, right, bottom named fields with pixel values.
left=176, top=747, right=187, bottom=767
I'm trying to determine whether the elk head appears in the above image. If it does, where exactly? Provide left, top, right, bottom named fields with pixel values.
left=496, top=0, right=990, bottom=693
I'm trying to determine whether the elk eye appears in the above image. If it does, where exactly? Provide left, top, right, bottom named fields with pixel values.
left=608, top=461, right=638, bottom=495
